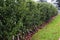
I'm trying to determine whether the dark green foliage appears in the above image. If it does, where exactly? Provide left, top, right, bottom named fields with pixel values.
left=37, top=2, right=58, bottom=21
left=0, top=0, right=58, bottom=40
left=21, top=2, right=58, bottom=40
left=0, top=0, right=25, bottom=40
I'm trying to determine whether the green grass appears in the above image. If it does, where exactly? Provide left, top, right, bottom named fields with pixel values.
left=31, top=15, right=60, bottom=40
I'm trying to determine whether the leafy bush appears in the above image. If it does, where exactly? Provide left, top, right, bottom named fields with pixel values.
left=0, top=0, right=58, bottom=40
left=0, top=0, right=26, bottom=40
left=37, top=2, right=58, bottom=21
left=20, top=2, right=58, bottom=40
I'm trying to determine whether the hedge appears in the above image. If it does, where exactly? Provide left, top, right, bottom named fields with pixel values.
left=0, top=0, right=58, bottom=40
left=21, top=2, right=58, bottom=40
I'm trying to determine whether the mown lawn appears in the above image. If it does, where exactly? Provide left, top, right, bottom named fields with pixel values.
left=31, top=15, right=60, bottom=40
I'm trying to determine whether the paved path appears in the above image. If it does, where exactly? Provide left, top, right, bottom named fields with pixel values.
left=58, top=10, right=60, bottom=13
left=58, top=7, right=60, bottom=13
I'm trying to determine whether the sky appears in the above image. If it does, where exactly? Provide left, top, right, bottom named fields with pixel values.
left=47, top=0, right=51, bottom=2
left=33, top=0, right=56, bottom=3
left=34, top=0, right=37, bottom=1
left=33, top=0, right=58, bottom=6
